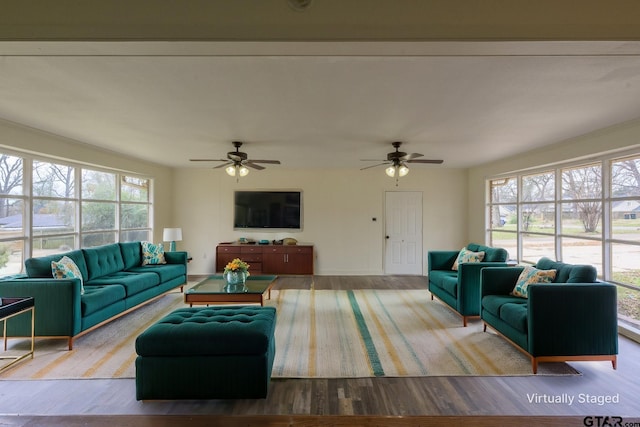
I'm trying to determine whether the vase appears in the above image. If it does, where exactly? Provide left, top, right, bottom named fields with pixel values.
left=224, top=270, right=247, bottom=286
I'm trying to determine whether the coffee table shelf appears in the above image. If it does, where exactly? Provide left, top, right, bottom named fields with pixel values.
left=184, top=275, right=278, bottom=307
left=1, top=297, right=35, bottom=374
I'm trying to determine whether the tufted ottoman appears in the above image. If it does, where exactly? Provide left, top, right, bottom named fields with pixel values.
left=135, top=306, right=276, bottom=400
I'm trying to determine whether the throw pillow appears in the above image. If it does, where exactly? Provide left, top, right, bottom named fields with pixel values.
left=451, top=247, right=485, bottom=271
left=51, top=255, right=85, bottom=295
left=141, top=241, right=167, bottom=265
left=511, top=266, right=557, bottom=298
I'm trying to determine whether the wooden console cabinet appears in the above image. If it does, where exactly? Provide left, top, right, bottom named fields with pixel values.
left=216, top=244, right=314, bottom=275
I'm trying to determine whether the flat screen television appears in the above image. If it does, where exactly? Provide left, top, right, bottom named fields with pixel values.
left=234, top=190, right=302, bottom=230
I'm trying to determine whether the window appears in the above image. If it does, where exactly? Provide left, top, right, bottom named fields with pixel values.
left=32, top=160, right=76, bottom=257
left=0, top=154, right=26, bottom=275
left=81, top=169, right=117, bottom=248
left=120, top=176, right=151, bottom=242
left=0, top=150, right=154, bottom=273
left=487, top=153, right=640, bottom=330
left=488, top=177, right=518, bottom=260
left=611, top=156, right=640, bottom=327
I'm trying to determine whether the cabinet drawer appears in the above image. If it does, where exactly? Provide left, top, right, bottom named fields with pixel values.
left=264, top=246, right=287, bottom=254
left=287, top=246, right=313, bottom=254
left=240, top=254, right=262, bottom=262
left=217, top=246, right=241, bottom=254
left=240, top=246, right=262, bottom=254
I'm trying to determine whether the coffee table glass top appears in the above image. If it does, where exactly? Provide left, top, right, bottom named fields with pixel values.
left=187, top=275, right=277, bottom=295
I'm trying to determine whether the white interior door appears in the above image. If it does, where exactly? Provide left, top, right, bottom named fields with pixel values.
left=384, top=191, right=423, bottom=275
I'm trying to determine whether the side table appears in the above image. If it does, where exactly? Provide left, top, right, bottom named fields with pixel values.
left=0, top=297, right=35, bottom=373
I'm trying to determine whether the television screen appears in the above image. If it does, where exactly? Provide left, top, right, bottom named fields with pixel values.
left=234, top=191, right=302, bottom=229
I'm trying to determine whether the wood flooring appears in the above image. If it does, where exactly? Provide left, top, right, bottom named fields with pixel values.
left=1, top=275, right=639, bottom=427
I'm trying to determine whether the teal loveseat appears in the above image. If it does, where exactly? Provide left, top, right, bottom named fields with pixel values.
left=480, top=257, right=618, bottom=373
left=0, top=242, right=187, bottom=350
left=428, top=243, right=509, bottom=326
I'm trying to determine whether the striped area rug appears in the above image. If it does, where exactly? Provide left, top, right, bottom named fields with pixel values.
left=0, top=289, right=578, bottom=379
left=270, top=289, right=579, bottom=377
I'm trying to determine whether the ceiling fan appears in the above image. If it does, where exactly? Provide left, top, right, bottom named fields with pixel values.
left=361, top=141, right=443, bottom=175
left=190, top=141, right=281, bottom=180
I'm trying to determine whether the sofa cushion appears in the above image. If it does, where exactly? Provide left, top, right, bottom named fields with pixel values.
left=452, top=247, right=485, bottom=271
left=119, top=242, right=142, bottom=270
left=535, top=257, right=597, bottom=283
left=499, top=302, right=528, bottom=333
left=141, top=242, right=166, bottom=265
left=25, top=249, right=89, bottom=281
left=136, top=306, right=277, bottom=357
left=440, top=275, right=458, bottom=297
left=51, top=255, right=85, bottom=295
left=429, top=270, right=457, bottom=288
left=482, top=294, right=524, bottom=318
left=83, top=244, right=125, bottom=281
left=81, top=284, right=126, bottom=316
left=127, top=264, right=186, bottom=283
left=85, top=271, right=160, bottom=297
left=511, top=266, right=557, bottom=298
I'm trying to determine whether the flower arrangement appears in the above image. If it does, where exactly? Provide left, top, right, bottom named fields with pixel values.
left=224, top=258, right=250, bottom=276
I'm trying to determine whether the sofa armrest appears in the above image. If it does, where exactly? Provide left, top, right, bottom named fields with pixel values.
left=458, top=262, right=510, bottom=310
left=528, top=283, right=618, bottom=357
left=427, top=251, right=459, bottom=272
left=164, top=251, right=187, bottom=265
left=0, top=278, right=82, bottom=337
left=480, top=266, right=524, bottom=297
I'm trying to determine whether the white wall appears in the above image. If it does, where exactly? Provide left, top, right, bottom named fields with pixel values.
left=467, top=118, right=640, bottom=244
left=174, top=166, right=467, bottom=275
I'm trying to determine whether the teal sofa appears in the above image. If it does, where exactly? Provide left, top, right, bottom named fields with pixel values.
left=0, top=242, right=187, bottom=350
left=480, top=257, right=618, bottom=373
left=428, top=243, right=509, bottom=326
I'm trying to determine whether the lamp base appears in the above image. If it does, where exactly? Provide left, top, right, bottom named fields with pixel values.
left=169, top=241, right=176, bottom=252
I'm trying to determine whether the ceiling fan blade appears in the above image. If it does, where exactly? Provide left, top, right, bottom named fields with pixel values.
left=407, top=159, right=444, bottom=164
left=244, top=162, right=266, bottom=170
left=249, top=159, right=281, bottom=165
left=360, top=162, right=389, bottom=170
left=189, top=158, right=227, bottom=162
left=360, top=159, right=386, bottom=162
left=400, top=153, right=424, bottom=161
left=212, top=162, right=233, bottom=169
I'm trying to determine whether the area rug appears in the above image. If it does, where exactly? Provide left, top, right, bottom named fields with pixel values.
left=0, top=289, right=579, bottom=380
left=270, top=289, right=579, bottom=377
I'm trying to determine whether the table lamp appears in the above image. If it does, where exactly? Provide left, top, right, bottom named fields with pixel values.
left=162, top=228, right=182, bottom=252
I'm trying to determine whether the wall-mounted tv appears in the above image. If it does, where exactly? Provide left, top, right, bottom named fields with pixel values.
left=234, top=190, right=302, bottom=230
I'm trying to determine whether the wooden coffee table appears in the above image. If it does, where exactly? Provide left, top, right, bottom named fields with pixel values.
left=184, top=275, right=278, bottom=307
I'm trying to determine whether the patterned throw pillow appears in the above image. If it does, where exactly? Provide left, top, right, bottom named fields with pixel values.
left=511, top=266, right=557, bottom=298
left=141, top=241, right=167, bottom=265
left=451, top=247, right=486, bottom=271
left=51, top=255, right=85, bottom=295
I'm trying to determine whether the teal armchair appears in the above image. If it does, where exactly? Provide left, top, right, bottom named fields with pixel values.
left=480, top=258, right=618, bottom=373
left=427, top=243, right=509, bottom=326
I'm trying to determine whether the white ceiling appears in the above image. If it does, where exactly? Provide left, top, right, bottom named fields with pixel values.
left=2, top=41, right=640, bottom=169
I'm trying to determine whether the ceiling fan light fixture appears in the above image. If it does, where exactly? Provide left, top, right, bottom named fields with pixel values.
left=225, top=165, right=237, bottom=176
left=385, top=165, right=396, bottom=177
left=238, top=165, right=250, bottom=177
left=398, top=164, right=410, bottom=177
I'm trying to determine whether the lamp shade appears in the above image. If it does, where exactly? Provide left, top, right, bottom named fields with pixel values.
left=163, top=228, right=182, bottom=242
